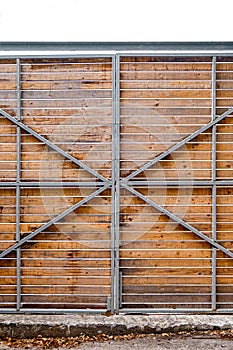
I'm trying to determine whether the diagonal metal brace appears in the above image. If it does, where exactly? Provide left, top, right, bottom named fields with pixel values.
left=123, top=107, right=233, bottom=183
left=0, top=108, right=110, bottom=183
left=123, top=183, right=233, bottom=259
left=0, top=183, right=110, bottom=259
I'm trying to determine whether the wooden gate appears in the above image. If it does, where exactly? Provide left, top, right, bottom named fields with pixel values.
left=1, top=44, right=233, bottom=313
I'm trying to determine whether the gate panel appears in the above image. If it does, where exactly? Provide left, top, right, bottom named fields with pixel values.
left=1, top=50, right=233, bottom=313
left=0, top=57, right=113, bottom=312
left=119, top=55, right=233, bottom=312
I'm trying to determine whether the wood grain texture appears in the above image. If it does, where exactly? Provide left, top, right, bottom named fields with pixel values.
left=1, top=56, right=233, bottom=311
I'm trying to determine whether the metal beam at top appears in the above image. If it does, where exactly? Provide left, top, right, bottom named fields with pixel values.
left=0, top=42, right=233, bottom=52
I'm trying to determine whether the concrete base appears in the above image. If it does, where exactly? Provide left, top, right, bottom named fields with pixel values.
left=1, top=314, right=233, bottom=339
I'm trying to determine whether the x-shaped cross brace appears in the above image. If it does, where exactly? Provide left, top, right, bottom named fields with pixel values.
left=1, top=107, right=233, bottom=259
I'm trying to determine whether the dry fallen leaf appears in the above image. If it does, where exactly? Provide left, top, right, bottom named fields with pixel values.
left=1, top=329, right=233, bottom=349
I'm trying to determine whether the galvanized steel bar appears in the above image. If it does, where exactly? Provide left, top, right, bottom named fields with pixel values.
left=128, top=181, right=213, bottom=187
left=123, top=184, right=233, bottom=259
left=0, top=42, right=232, bottom=52
left=3, top=180, right=233, bottom=188
left=120, top=308, right=213, bottom=313
left=1, top=53, right=233, bottom=60
left=110, top=55, right=116, bottom=314
left=0, top=182, right=105, bottom=188
left=0, top=109, right=109, bottom=183
left=1, top=52, right=233, bottom=59
left=123, top=107, right=233, bottom=183
left=211, top=57, right=217, bottom=311
left=114, top=55, right=121, bottom=313
left=0, top=183, right=110, bottom=259
left=16, top=58, right=21, bottom=311
left=0, top=308, right=110, bottom=314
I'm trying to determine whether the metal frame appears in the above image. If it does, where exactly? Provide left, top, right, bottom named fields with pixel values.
left=1, top=44, right=233, bottom=314
left=0, top=41, right=233, bottom=53
left=211, top=57, right=217, bottom=311
left=16, top=58, right=21, bottom=311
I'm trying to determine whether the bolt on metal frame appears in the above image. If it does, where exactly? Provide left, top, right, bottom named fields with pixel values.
left=1, top=45, right=233, bottom=314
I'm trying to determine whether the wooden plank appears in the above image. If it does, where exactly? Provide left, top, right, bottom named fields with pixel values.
left=21, top=107, right=112, bottom=117
left=217, top=72, right=233, bottom=80
left=0, top=74, right=17, bottom=82
left=217, top=63, right=233, bottom=71
left=21, top=81, right=112, bottom=90
left=121, top=72, right=211, bottom=80
left=22, top=99, right=112, bottom=108
left=20, top=276, right=110, bottom=285
left=120, top=107, right=211, bottom=116
left=122, top=294, right=211, bottom=303
left=19, top=268, right=110, bottom=277
left=121, top=258, right=211, bottom=268
left=120, top=249, right=212, bottom=259
left=121, top=241, right=210, bottom=250
left=21, top=250, right=111, bottom=259
left=122, top=81, right=212, bottom=89
left=122, top=276, right=212, bottom=284
left=121, top=55, right=212, bottom=64
left=22, top=259, right=110, bottom=268
left=122, top=285, right=211, bottom=294
left=121, top=57, right=212, bottom=63
left=121, top=303, right=210, bottom=308
left=20, top=295, right=107, bottom=303
left=21, top=63, right=112, bottom=73
left=121, top=90, right=211, bottom=98
left=121, top=98, right=211, bottom=108
left=121, top=267, right=211, bottom=276
left=22, top=90, right=112, bottom=99
left=21, top=58, right=112, bottom=64
left=21, top=72, right=112, bottom=81
left=19, top=124, right=112, bottom=136
left=21, top=285, right=110, bottom=294
left=121, top=63, right=212, bottom=71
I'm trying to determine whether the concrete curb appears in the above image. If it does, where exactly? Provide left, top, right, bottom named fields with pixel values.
left=1, top=315, right=233, bottom=339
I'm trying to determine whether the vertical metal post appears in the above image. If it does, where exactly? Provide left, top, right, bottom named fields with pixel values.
left=111, top=55, right=120, bottom=313
left=16, top=58, right=21, bottom=311
left=110, top=56, right=116, bottom=314
left=211, top=56, right=217, bottom=311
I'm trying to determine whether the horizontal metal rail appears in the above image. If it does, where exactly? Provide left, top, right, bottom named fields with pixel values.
left=0, top=182, right=105, bottom=188
left=0, top=308, right=108, bottom=314
left=0, top=109, right=109, bottom=184
left=123, top=107, right=233, bottom=183
left=127, top=180, right=233, bottom=187
left=123, top=183, right=233, bottom=260
left=0, top=183, right=110, bottom=259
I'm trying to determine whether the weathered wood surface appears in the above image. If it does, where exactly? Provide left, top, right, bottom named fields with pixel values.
left=1, top=56, right=233, bottom=310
